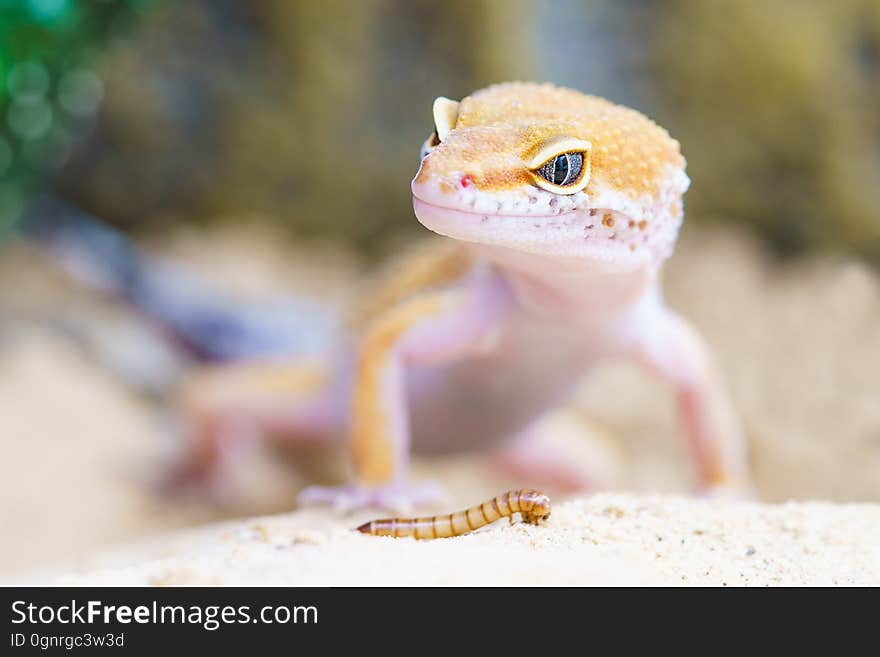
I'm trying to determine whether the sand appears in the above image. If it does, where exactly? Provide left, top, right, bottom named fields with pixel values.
left=1, top=223, right=879, bottom=585
left=40, top=494, right=880, bottom=586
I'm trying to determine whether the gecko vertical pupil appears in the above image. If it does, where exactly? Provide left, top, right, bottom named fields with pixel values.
left=552, top=155, right=569, bottom=184
left=536, top=152, right=584, bottom=187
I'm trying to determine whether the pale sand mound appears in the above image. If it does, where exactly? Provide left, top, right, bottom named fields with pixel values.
left=48, top=494, right=880, bottom=586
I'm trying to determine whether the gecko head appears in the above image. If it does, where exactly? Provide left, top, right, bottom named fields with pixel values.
left=411, top=82, right=690, bottom=270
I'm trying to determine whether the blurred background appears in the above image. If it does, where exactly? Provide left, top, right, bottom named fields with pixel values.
left=1, top=0, right=878, bottom=578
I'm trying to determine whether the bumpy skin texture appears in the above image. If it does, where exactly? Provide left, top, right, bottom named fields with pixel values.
left=413, top=83, right=689, bottom=265
left=184, top=82, right=751, bottom=511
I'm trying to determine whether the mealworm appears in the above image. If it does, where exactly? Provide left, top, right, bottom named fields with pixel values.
left=355, top=489, right=551, bottom=539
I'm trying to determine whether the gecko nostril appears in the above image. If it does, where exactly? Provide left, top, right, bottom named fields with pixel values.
left=459, top=175, right=474, bottom=188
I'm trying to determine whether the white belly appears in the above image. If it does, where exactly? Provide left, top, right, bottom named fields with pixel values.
left=408, top=308, right=612, bottom=453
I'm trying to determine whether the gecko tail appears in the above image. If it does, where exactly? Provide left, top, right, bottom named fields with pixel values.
left=23, top=196, right=146, bottom=300
left=22, top=196, right=339, bottom=363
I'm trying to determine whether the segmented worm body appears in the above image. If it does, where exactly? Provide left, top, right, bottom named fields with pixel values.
left=356, top=489, right=551, bottom=539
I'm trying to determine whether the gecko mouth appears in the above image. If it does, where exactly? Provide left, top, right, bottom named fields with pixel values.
left=412, top=194, right=648, bottom=262
left=411, top=194, right=578, bottom=221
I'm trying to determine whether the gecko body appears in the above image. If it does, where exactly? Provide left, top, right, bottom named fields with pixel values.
left=179, top=82, right=750, bottom=510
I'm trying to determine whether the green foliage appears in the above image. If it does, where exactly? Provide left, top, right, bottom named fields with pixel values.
left=0, top=0, right=152, bottom=235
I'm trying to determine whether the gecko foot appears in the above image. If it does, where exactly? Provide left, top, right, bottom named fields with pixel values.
left=297, top=481, right=448, bottom=514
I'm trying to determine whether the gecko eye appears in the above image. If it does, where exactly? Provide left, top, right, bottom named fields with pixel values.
left=528, top=138, right=592, bottom=194
left=536, top=153, right=583, bottom=186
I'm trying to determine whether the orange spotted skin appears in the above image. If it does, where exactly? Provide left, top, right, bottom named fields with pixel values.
left=415, top=82, right=685, bottom=199
left=356, top=489, right=551, bottom=539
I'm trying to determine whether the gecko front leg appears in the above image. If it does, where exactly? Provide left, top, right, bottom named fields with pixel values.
left=299, top=267, right=513, bottom=513
left=630, top=291, right=752, bottom=496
